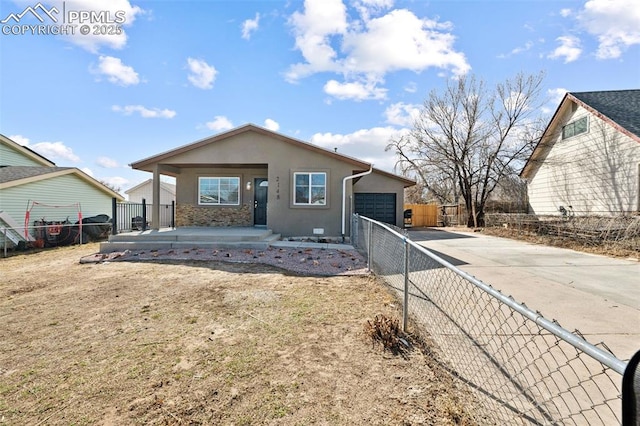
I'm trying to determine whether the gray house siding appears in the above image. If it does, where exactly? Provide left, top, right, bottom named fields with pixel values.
left=133, top=125, right=414, bottom=237
left=170, top=133, right=360, bottom=237
left=353, top=172, right=407, bottom=227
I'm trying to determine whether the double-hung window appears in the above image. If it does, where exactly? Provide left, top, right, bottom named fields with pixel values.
left=562, top=116, right=588, bottom=140
left=198, top=177, right=240, bottom=205
left=294, top=172, right=326, bottom=205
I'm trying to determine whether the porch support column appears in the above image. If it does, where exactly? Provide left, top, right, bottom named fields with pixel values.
left=152, top=165, right=161, bottom=230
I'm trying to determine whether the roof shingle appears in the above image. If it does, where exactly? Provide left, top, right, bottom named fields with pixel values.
left=571, top=89, right=640, bottom=138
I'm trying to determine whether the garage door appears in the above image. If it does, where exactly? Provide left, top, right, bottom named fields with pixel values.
left=354, top=193, right=396, bottom=225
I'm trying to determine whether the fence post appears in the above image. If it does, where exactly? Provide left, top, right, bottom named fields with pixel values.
left=403, top=237, right=409, bottom=332
left=3, top=227, right=7, bottom=258
left=142, top=198, right=147, bottom=231
left=111, top=197, right=118, bottom=235
left=367, top=220, right=373, bottom=272
left=171, top=201, right=175, bottom=229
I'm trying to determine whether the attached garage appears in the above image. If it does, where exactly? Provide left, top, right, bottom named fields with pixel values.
left=354, top=193, right=396, bottom=225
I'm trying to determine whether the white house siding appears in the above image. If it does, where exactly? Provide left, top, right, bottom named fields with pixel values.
left=0, top=173, right=113, bottom=235
left=126, top=182, right=175, bottom=204
left=527, top=105, right=640, bottom=215
left=0, top=143, right=45, bottom=166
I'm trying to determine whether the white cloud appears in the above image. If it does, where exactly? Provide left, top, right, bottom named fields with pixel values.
left=9, top=134, right=30, bottom=146
left=100, top=176, right=129, bottom=190
left=311, top=126, right=409, bottom=173
left=38, top=0, right=145, bottom=52
left=112, top=105, right=176, bottom=118
left=548, top=35, right=582, bottom=63
left=548, top=87, right=568, bottom=105
left=264, top=119, right=280, bottom=131
left=384, top=102, right=421, bottom=127
left=286, top=0, right=348, bottom=81
left=96, top=156, right=119, bottom=168
left=286, top=1, right=469, bottom=101
left=577, top=0, right=640, bottom=59
left=32, top=141, right=80, bottom=163
left=205, top=116, right=234, bottom=131
left=323, top=78, right=387, bottom=101
left=10, top=134, right=79, bottom=163
left=81, top=167, right=94, bottom=177
left=559, top=8, right=573, bottom=18
left=92, top=55, right=140, bottom=86
left=241, top=13, right=260, bottom=40
left=404, top=82, right=417, bottom=93
left=187, top=57, right=217, bottom=89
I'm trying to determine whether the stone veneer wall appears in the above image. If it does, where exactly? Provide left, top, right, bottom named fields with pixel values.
left=176, top=203, right=252, bottom=227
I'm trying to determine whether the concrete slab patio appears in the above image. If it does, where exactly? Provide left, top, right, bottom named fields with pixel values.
left=408, top=228, right=640, bottom=361
left=100, top=226, right=355, bottom=253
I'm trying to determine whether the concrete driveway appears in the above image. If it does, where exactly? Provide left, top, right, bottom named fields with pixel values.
left=408, top=227, right=640, bottom=361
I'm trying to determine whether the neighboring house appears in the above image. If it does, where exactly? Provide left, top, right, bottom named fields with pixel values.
left=125, top=178, right=176, bottom=204
left=521, top=90, right=640, bottom=216
left=130, top=124, right=415, bottom=237
left=0, top=134, right=124, bottom=244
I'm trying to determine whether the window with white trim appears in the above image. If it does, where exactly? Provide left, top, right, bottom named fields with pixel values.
left=294, top=172, right=326, bottom=205
left=562, top=116, right=588, bottom=140
left=198, top=177, right=240, bottom=205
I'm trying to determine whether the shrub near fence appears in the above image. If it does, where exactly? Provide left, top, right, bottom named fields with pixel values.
left=352, top=214, right=629, bottom=425
left=485, top=214, right=640, bottom=249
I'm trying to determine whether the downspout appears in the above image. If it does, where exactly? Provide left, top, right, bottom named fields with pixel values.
left=342, top=165, right=373, bottom=241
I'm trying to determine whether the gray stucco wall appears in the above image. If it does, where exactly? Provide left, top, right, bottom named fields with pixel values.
left=160, top=131, right=408, bottom=237
left=353, top=172, right=407, bottom=228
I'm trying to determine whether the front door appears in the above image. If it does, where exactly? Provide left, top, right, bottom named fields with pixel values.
left=253, top=178, right=268, bottom=226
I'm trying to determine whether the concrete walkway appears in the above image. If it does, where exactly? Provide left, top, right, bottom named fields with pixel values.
left=409, top=228, right=640, bottom=361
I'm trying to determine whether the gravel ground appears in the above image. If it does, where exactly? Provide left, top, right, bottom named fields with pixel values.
left=81, top=246, right=369, bottom=276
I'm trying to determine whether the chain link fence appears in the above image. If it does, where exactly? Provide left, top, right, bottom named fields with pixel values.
left=352, top=214, right=629, bottom=425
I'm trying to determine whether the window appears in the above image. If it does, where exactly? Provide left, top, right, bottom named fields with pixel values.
left=198, top=177, right=240, bottom=205
left=562, top=116, right=588, bottom=139
left=294, top=172, right=326, bottom=205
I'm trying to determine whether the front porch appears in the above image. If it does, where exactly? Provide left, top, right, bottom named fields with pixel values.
left=100, top=226, right=281, bottom=252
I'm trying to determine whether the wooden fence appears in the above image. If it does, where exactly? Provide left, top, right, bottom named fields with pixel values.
left=404, top=203, right=467, bottom=227
left=404, top=203, right=439, bottom=227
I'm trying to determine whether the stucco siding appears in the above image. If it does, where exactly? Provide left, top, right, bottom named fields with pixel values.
left=527, top=106, right=640, bottom=215
left=168, top=132, right=366, bottom=237
left=353, top=172, right=407, bottom=228
left=133, top=126, right=413, bottom=237
left=0, top=174, right=114, bottom=234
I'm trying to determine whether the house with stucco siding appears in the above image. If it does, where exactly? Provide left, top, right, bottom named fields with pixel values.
left=130, top=124, right=414, bottom=238
left=521, top=90, right=640, bottom=216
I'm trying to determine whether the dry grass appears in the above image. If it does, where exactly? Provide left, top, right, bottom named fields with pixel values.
left=0, top=243, right=480, bottom=425
left=482, top=227, right=640, bottom=260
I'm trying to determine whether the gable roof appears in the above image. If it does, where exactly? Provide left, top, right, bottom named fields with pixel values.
left=131, top=123, right=371, bottom=170
left=0, top=166, right=124, bottom=200
left=0, top=134, right=56, bottom=167
left=125, top=178, right=176, bottom=195
left=570, top=90, right=640, bottom=139
left=131, top=123, right=415, bottom=186
left=521, top=89, right=640, bottom=180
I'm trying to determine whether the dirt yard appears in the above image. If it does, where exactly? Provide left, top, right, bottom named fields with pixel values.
left=0, top=244, right=480, bottom=425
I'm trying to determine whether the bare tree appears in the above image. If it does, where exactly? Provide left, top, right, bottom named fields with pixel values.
left=98, top=180, right=122, bottom=194
left=386, top=72, right=547, bottom=226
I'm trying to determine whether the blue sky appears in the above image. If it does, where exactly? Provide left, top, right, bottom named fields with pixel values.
left=1, top=0, right=638, bottom=195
